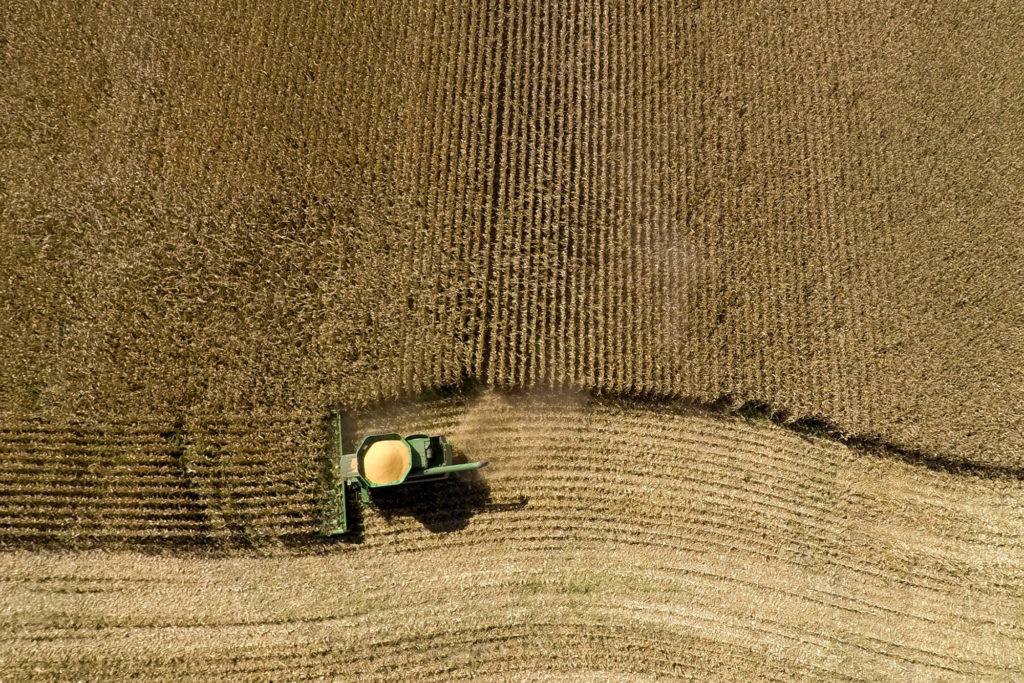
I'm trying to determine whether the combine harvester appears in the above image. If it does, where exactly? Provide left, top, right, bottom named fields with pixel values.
left=323, top=413, right=487, bottom=535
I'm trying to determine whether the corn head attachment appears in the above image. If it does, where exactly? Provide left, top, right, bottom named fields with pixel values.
left=323, top=413, right=488, bottom=535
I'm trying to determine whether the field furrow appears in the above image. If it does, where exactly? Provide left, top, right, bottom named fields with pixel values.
left=0, top=391, right=1021, bottom=678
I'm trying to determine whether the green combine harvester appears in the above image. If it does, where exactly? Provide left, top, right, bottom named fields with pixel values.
left=323, top=413, right=488, bottom=535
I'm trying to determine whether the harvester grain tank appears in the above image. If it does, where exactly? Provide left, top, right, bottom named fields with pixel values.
left=323, top=413, right=487, bottom=535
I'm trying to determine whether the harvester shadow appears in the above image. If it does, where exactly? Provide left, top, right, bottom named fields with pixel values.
left=365, top=449, right=527, bottom=535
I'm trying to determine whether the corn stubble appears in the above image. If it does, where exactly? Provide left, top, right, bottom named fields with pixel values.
left=2, top=393, right=1022, bottom=678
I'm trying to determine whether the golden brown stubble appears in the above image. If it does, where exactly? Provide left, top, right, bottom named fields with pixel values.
left=2, top=392, right=1021, bottom=678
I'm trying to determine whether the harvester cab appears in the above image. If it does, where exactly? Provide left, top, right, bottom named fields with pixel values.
left=324, top=414, right=487, bottom=535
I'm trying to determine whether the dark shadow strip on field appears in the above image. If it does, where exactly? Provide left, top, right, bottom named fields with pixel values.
left=725, top=398, right=1024, bottom=482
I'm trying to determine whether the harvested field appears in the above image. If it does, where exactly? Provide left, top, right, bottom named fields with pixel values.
left=2, top=393, right=1022, bottom=679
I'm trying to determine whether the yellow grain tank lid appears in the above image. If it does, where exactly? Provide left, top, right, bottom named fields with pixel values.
left=362, top=439, right=412, bottom=485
